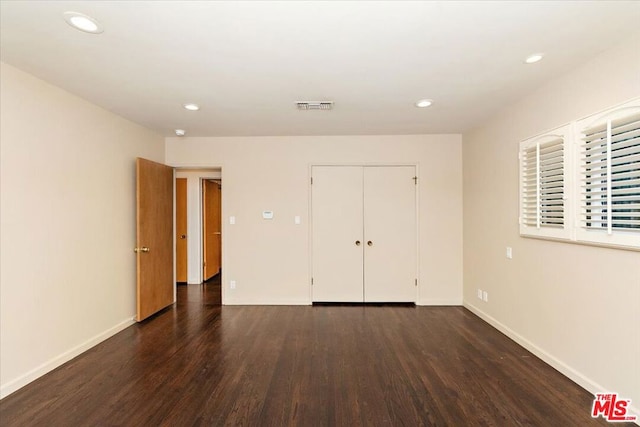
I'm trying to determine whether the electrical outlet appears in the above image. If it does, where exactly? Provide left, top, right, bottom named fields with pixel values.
left=483, top=291, right=489, bottom=302
left=230, top=280, right=236, bottom=289
left=477, top=289, right=483, bottom=299
left=506, top=246, right=513, bottom=259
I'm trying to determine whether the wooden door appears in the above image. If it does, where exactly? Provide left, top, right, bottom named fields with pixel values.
left=176, top=178, right=188, bottom=283
left=312, top=166, right=364, bottom=302
left=216, top=183, right=222, bottom=268
left=363, top=166, right=417, bottom=302
left=203, top=180, right=221, bottom=281
left=136, top=158, right=174, bottom=321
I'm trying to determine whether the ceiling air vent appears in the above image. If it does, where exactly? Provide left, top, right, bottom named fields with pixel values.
left=296, top=101, right=334, bottom=110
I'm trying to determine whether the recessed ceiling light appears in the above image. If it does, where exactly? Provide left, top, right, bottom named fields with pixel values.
left=63, top=12, right=103, bottom=34
left=296, top=101, right=334, bottom=110
left=415, top=99, right=433, bottom=108
left=175, top=129, right=186, bottom=137
left=524, top=53, right=544, bottom=64
left=183, top=103, right=200, bottom=111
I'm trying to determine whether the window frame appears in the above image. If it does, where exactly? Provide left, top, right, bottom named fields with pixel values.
left=519, top=124, right=573, bottom=240
left=518, top=97, right=640, bottom=251
left=574, top=99, right=640, bottom=250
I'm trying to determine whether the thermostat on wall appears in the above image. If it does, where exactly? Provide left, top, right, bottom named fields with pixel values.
left=262, top=211, right=274, bottom=220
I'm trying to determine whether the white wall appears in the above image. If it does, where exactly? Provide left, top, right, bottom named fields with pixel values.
left=462, top=36, right=640, bottom=416
left=166, top=135, right=463, bottom=306
left=0, top=63, right=164, bottom=398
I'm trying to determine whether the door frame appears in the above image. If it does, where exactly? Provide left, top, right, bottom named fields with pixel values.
left=309, top=163, right=420, bottom=303
left=173, top=168, right=224, bottom=296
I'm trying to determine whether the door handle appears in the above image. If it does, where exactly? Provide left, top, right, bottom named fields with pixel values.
left=213, top=232, right=222, bottom=235
left=355, top=240, right=361, bottom=246
left=367, top=241, right=373, bottom=246
left=134, top=247, right=150, bottom=253
left=180, top=235, right=187, bottom=239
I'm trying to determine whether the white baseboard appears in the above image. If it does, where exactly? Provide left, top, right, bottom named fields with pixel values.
left=0, top=316, right=136, bottom=399
left=464, top=302, right=639, bottom=426
left=416, top=298, right=463, bottom=306
left=223, top=299, right=312, bottom=306
left=223, top=298, right=464, bottom=306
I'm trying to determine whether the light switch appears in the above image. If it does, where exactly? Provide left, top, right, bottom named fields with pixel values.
left=229, top=216, right=236, bottom=225
left=506, top=247, right=513, bottom=259
left=294, top=216, right=301, bottom=225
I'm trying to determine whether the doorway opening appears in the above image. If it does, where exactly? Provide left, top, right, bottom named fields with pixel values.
left=174, top=169, right=222, bottom=304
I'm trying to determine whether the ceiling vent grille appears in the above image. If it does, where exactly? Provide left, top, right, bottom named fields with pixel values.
left=296, top=101, right=334, bottom=111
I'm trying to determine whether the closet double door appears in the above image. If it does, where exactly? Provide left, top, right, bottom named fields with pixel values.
left=312, top=166, right=417, bottom=302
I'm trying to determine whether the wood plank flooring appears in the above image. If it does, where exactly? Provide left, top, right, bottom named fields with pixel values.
left=0, top=279, right=624, bottom=426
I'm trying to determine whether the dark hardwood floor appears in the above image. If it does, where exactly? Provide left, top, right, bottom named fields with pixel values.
left=0, top=278, right=624, bottom=426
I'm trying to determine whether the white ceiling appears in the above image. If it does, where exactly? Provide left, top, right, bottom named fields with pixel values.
left=1, top=1, right=639, bottom=137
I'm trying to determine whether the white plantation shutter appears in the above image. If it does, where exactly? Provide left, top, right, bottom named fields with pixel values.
left=521, top=144, right=538, bottom=227
left=519, top=126, right=571, bottom=239
left=519, top=99, right=639, bottom=250
left=576, top=101, right=640, bottom=249
left=539, top=138, right=565, bottom=227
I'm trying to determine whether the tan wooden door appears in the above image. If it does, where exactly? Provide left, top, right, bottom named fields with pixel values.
left=176, top=178, right=188, bottom=283
left=312, top=166, right=364, bottom=302
left=203, top=179, right=221, bottom=280
left=363, top=166, right=416, bottom=302
left=136, top=158, right=174, bottom=321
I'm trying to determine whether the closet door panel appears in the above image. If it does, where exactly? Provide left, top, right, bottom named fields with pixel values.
left=312, top=166, right=364, bottom=302
left=363, top=166, right=417, bottom=302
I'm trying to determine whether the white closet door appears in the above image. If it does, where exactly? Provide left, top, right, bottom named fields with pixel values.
left=363, top=166, right=417, bottom=302
left=312, top=166, right=364, bottom=302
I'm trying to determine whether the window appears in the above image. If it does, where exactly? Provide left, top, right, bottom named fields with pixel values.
left=519, top=125, right=572, bottom=240
left=575, top=100, right=640, bottom=249
left=519, top=98, right=640, bottom=250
